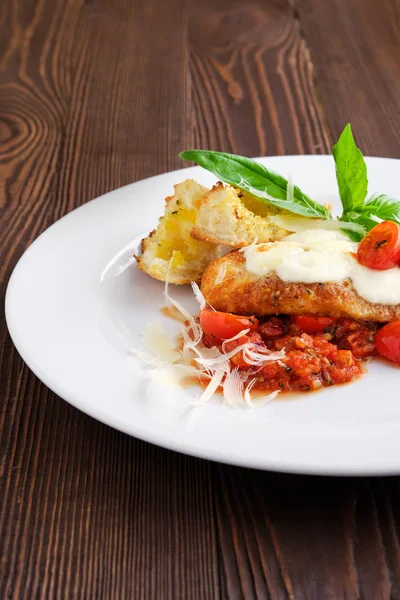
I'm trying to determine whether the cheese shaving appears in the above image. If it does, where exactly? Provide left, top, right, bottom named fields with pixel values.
left=269, top=215, right=365, bottom=235
left=192, top=368, right=226, bottom=406
left=151, top=364, right=203, bottom=386
left=253, top=389, right=280, bottom=406
left=243, top=346, right=286, bottom=365
left=243, top=377, right=258, bottom=407
left=223, top=369, right=244, bottom=409
left=221, top=329, right=250, bottom=348
left=193, top=343, right=251, bottom=366
left=164, top=281, right=203, bottom=344
left=191, top=282, right=207, bottom=309
left=129, top=348, right=166, bottom=367
left=214, top=262, right=227, bottom=286
left=143, top=322, right=181, bottom=363
left=132, top=278, right=284, bottom=408
left=286, top=172, right=294, bottom=203
left=239, top=236, right=259, bottom=253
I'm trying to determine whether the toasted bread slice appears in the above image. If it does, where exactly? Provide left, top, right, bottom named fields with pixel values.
left=136, top=179, right=226, bottom=284
left=191, top=182, right=289, bottom=247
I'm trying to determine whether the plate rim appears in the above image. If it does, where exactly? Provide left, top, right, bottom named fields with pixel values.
left=6, top=154, right=400, bottom=477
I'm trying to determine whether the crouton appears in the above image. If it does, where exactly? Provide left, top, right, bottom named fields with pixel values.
left=136, top=180, right=226, bottom=284
left=191, top=182, right=289, bottom=247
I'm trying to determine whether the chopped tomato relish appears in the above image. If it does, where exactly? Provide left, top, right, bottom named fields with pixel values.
left=202, top=315, right=379, bottom=393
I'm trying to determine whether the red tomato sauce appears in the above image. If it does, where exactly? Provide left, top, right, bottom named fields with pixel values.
left=202, top=316, right=379, bottom=393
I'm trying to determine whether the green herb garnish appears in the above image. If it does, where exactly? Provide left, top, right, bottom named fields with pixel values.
left=332, top=124, right=368, bottom=213
left=180, top=126, right=400, bottom=241
left=333, top=125, right=400, bottom=240
left=179, top=150, right=331, bottom=219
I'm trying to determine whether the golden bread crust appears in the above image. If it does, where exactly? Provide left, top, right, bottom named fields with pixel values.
left=191, top=182, right=289, bottom=248
left=135, top=180, right=226, bottom=284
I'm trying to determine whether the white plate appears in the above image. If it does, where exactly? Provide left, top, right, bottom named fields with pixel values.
left=6, top=156, right=400, bottom=476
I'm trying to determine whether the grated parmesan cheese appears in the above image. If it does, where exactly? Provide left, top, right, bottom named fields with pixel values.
left=130, top=276, right=284, bottom=408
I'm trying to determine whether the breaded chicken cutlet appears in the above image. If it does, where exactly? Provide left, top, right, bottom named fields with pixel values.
left=201, top=250, right=400, bottom=322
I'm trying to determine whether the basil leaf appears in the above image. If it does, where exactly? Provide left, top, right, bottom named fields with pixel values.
left=340, top=229, right=364, bottom=242
left=332, top=124, right=368, bottom=213
left=180, top=150, right=331, bottom=219
left=340, top=214, right=369, bottom=242
left=363, top=193, right=400, bottom=224
left=340, top=193, right=400, bottom=241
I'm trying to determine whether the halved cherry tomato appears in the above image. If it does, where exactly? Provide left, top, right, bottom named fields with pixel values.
left=199, top=309, right=258, bottom=343
left=357, top=221, right=400, bottom=270
left=291, top=315, right=336, bottom=335
left=375, top=321, right=400, bottom=364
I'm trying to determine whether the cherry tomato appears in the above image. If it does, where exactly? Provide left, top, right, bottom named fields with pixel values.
left=199, top=309, right=258, bottom=343
left=357, top=221, right=400, bottom=270
left=375, top=321, right=400, bottom=364
left=291, top=315, right=336, bottom=335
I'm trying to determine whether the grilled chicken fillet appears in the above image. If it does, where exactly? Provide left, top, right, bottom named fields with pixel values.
left=201, top=251, right=400, bottom=322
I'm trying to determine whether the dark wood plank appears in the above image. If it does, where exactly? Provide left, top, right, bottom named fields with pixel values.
left=189, top=2, right=400, bottom=599
left=297, top=0, right=400, bottom=156
left=0, top=1, right=220, bottom=599
left=189, top=0, right=331, bottom=157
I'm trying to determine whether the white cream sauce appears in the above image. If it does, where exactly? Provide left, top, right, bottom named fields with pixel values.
left=244, top=229, right=400, bottom=305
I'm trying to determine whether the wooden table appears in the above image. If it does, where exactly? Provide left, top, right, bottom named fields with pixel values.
left=2, top=1, right=400, bottom=598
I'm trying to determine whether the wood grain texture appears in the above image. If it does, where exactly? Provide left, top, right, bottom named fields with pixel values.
left=2, top=0, right=400, bottom=599
left=189, top=0, right=330, bottom=156
left=1, top=1, right=220, bottom=599
left=297, top=0, right=400, bottom=156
